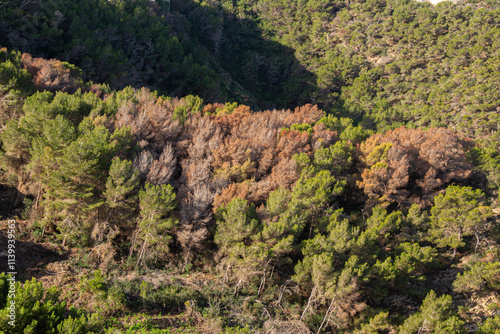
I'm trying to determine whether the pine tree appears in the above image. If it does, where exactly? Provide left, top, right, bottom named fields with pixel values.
left=214, top=198, right=262, bottom=285
left=101, top=157, right=140, bottom=241
left=399, top=290, right=464, bottom=334
left=104, top=157, right=139, bottom=218
left=132, top=183, right=178, bottom=268
left=39, top=118, right=130, bottom=246
left=429, top=185, right=493, bottom=257
left=214, top=198, right=259, bottom=255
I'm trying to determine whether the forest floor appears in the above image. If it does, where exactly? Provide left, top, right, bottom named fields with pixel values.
left=1, top=218, right=499, bottom=333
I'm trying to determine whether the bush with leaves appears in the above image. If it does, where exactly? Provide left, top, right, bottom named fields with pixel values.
left=0, top=274, right=99, bottom=334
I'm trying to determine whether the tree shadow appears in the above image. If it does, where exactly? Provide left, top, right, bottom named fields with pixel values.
left=0, top=183, right=23, bottom=219
left=172, top=0, right=317, bottom=110
left=0, top=229, right=70, bottom=281
left=0, top=0, right=318, bottom=111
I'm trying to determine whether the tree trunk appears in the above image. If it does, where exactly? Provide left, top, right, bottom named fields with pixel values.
left=317, top=298, right=335, bottom=334
left=135, top=234, right=148, bottom=270
left=129, top=229, right=139, bottom=257
left=258, top=270, right=266, bottom=296
left=475, top=233, right=480, bottom=253
left=301, top=285, right=317, bottom=321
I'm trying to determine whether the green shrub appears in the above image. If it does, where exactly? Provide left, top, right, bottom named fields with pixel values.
left=0, top=274, right=96, bottom=334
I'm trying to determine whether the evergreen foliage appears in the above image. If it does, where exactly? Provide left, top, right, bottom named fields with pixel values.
left=132, top=183, right=178, bottom=268
left=429, top=185, right=493, bottom=255
left=0, top=274, right=98, bottom=334
left=0, top=0, right=499, bottom=332
left=399, top=290, right=463, bottom=334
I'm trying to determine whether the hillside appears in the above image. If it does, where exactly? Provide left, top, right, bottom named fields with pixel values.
left=0, top=0, right=499, bottom=333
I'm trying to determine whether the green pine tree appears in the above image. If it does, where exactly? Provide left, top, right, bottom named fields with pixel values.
left=429, top=185, right=493, bottom=257
left=132, top=183, right=178, bottom=269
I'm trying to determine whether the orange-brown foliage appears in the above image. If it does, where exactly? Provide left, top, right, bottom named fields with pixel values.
left=21, top=53, right=82, bottom=92
left=358, top=127, right=473, bottom=209
left=116, top=93, right=334, bottom=255
left=210, top=104, right=334, bottom=208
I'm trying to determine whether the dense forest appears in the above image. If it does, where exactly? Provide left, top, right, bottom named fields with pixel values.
left=0, top=0, right=499, bottom=333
